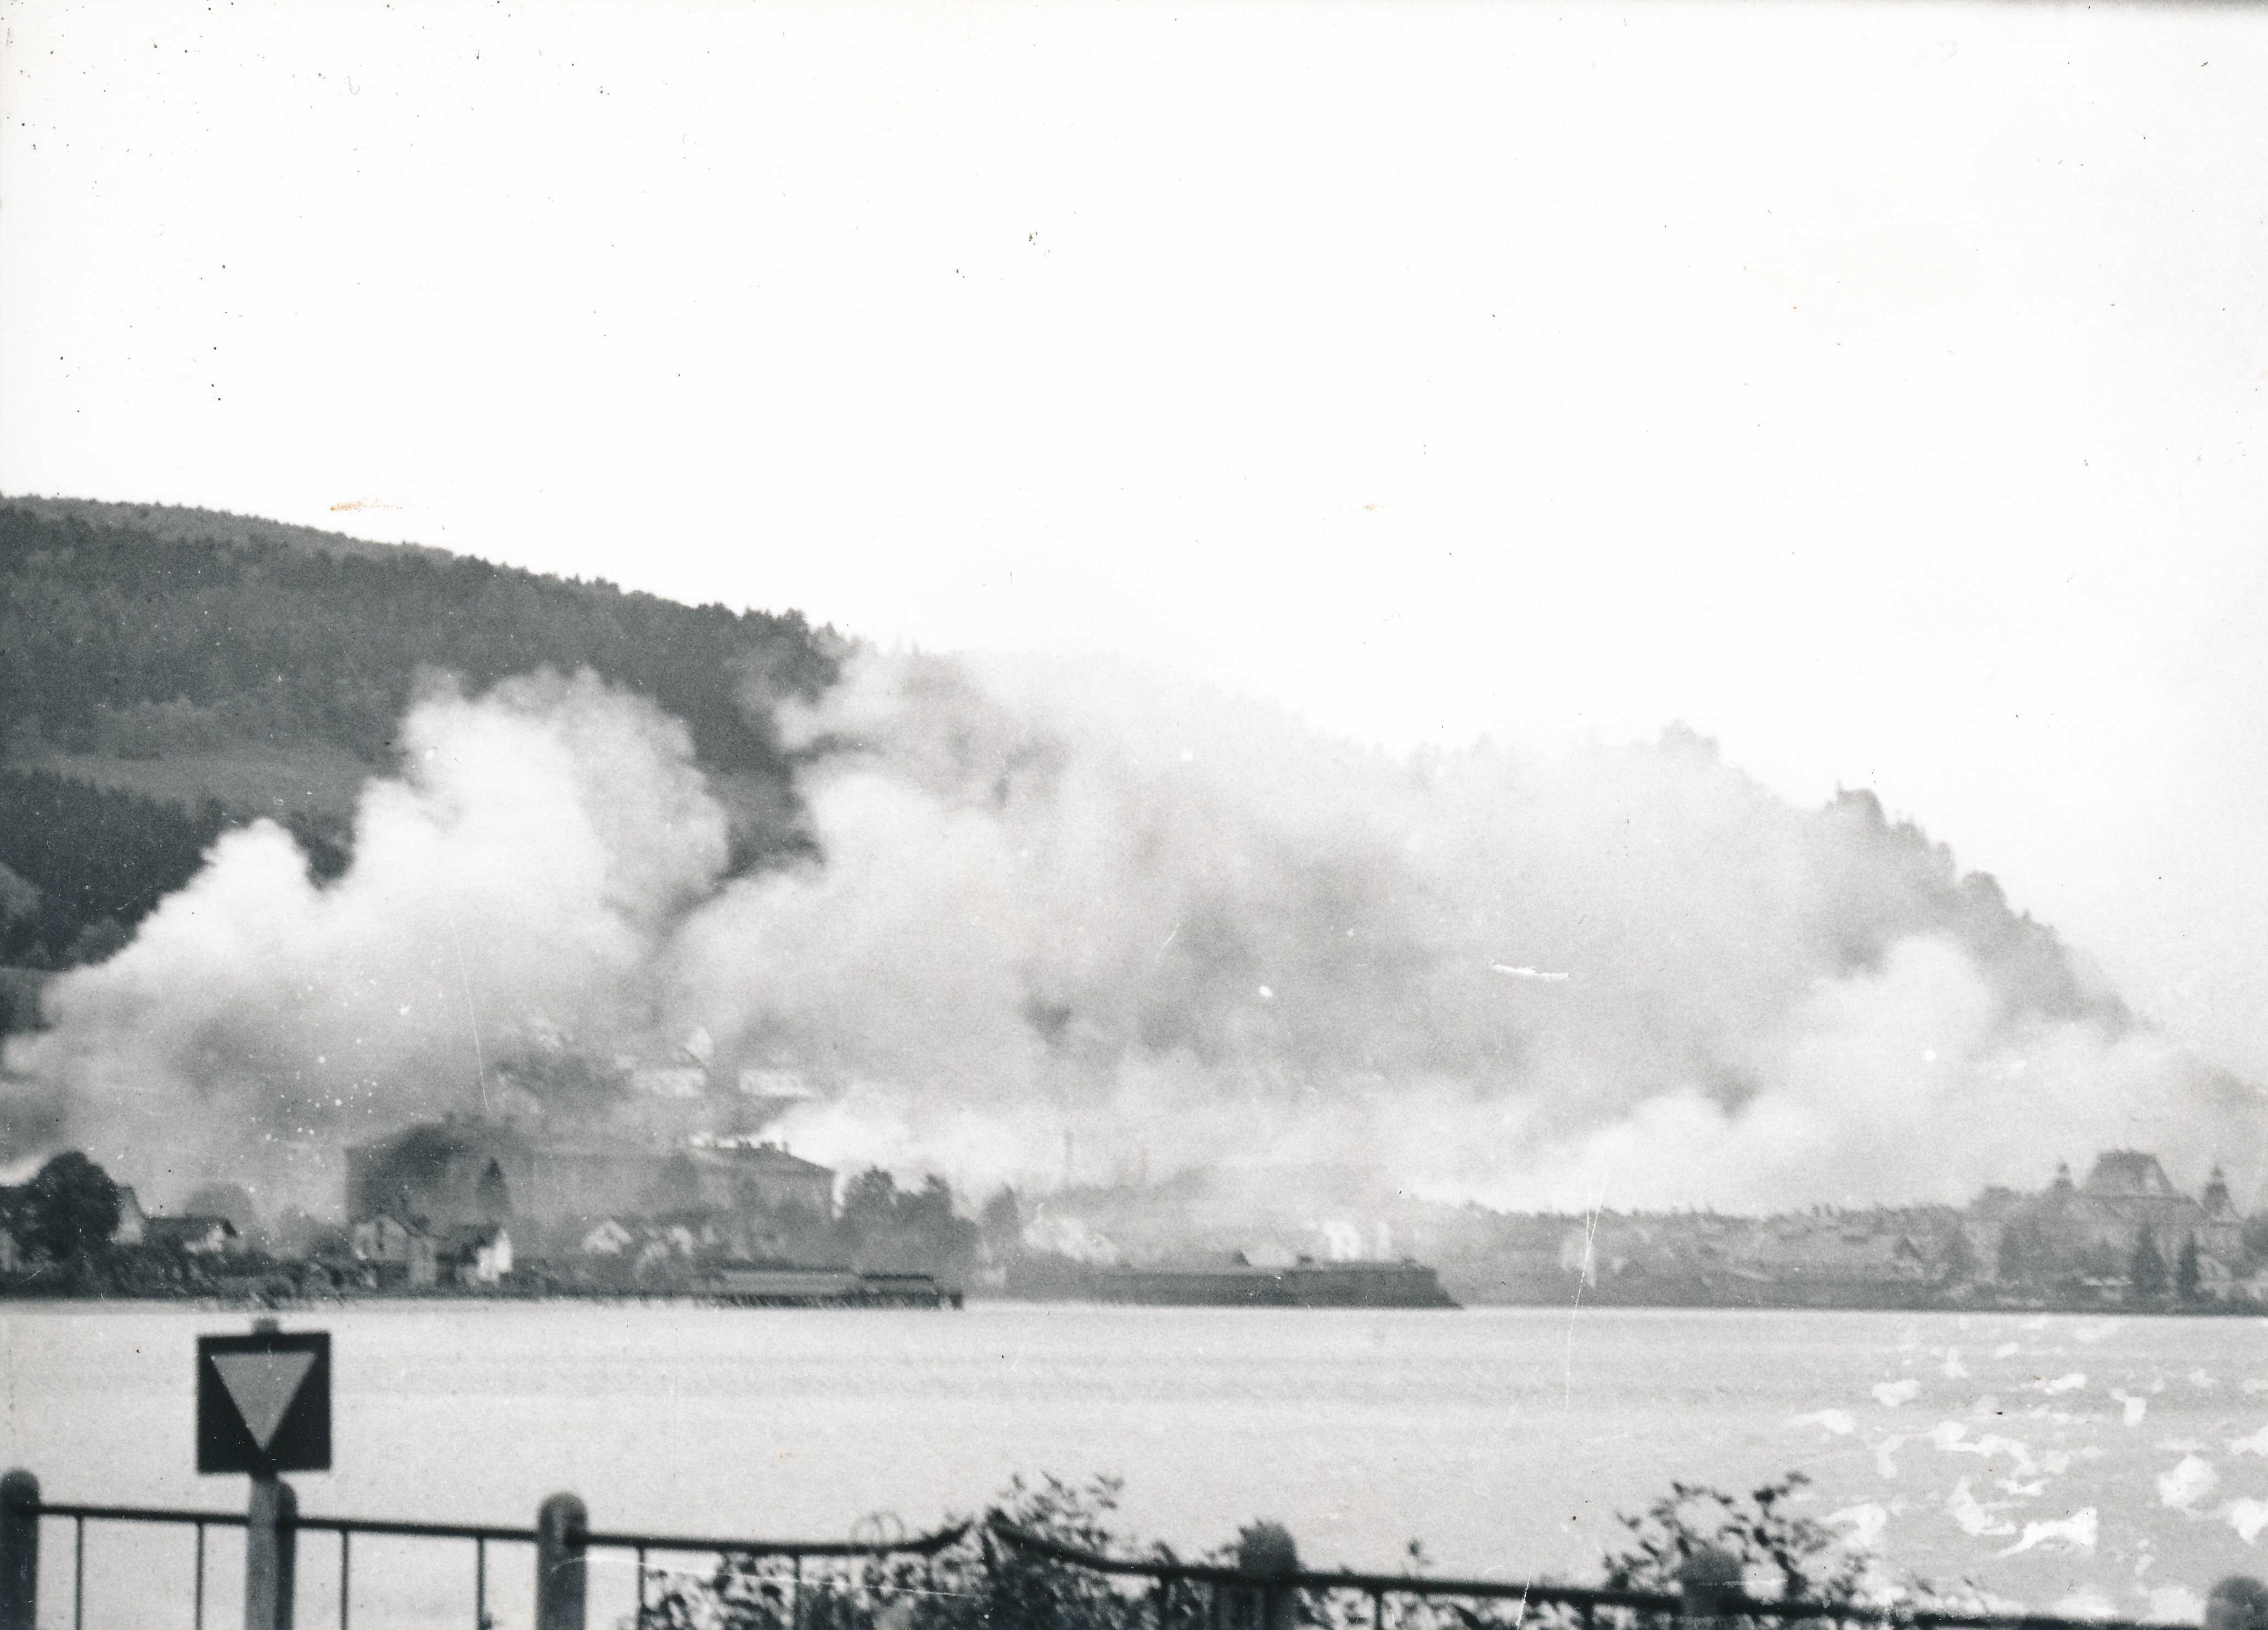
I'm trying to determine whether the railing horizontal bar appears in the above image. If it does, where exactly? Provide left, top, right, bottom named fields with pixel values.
left=291, top=1516, right=537, bottom=1543
left=989, top=1516, right=1633, bottom=1601
left=39, top=1504, right=532, bottom=1543
left=582, top=1521, right=969, bottom=1558
left=30, top=1501, right=964, bottom=1556
left=40, top=1503, right=250, bottom=1529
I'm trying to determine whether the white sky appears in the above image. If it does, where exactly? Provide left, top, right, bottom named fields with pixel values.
left=4, top=1, right=2266, bottom=1078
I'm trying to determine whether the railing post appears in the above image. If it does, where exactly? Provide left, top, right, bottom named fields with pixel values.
left=1677, top=1545, right=1741, bottom=1630
left=1235, top=1522, right=1298, bottom=1630
left=0, top=1470, right=37, bottom=1630
left=536, top=1494, right=588, bottom=1630
left=2207, top=1577, right=2268, bottom=1630
left=246, top=1474, right=298, bottom=1630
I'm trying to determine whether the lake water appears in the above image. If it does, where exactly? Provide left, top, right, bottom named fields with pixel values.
left=5, top=1301, right=2268, bottom=1628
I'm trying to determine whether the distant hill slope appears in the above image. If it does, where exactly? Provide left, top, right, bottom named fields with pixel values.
left=1, top=494, right=451, bottom=562
left=0, top=498, right=846, bottom=977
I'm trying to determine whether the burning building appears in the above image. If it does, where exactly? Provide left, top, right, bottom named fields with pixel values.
left=344, top=1117, right=836, bottom=1234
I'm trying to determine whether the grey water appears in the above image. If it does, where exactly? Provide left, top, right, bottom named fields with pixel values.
left=6, top=1302, right=2267, bottom=1628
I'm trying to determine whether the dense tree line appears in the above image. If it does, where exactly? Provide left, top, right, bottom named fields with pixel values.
left=835, top=1168, right=984, bottom=1276
left=0, top=768, right=232, bottom=967
left=0, top=505, right=847, bottom=973
left=1, top=505, right=841, bottom=775
left=0, top=767, right=353, bottom=972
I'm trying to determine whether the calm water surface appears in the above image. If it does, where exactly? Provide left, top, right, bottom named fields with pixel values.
left=6, top=1301, right=2268, bottom=1625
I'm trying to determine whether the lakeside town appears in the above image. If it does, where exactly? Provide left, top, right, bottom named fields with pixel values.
left=3, top=1119, right=2260, bottom=1312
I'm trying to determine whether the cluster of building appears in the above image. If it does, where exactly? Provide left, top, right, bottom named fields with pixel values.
left=1529, top=1150, right=2260, bottom=1307
left=337, top=1117, right=841, bottom=1291
left=9, top=1117, right=2258, bottom=1313
left=1967, top=1150, right=2251, bottom=1295
left=0, top=1179, right=233, bottom=1272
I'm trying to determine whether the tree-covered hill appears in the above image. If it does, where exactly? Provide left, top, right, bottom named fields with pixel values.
left=0, top=499, right=846, bottom=976
left=1, top=495, right=455, bottom=563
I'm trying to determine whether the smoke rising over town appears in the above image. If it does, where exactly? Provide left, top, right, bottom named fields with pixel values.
left=5, top=654, right=2257, bottom=1216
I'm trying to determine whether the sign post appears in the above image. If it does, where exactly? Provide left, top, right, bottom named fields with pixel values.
left=199, top=1320, right=330, bottom=1630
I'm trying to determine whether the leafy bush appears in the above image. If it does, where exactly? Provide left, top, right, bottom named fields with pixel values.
left=636, top=1475, right=1165, bottom=1630
left=1598, top=1472, right=1865, bottom=1605
left=633, top=1470, right=1895, bottom=1630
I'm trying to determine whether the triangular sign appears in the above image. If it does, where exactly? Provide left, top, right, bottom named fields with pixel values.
left=212, top=1351, right=316, bottom=1451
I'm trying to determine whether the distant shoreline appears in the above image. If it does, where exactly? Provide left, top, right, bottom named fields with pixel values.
left=2, top=1288, right=2261, bottom=1318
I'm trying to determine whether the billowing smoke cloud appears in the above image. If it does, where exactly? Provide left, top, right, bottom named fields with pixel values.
left=680, top=652, right=2259, bottom=1211
left=5, top=651, right=2259, bottom=1215
left=1, top=670, right=731, bottom=1206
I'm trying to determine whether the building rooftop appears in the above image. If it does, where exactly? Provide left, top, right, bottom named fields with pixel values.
left=2083, top=1150, right=2180, bottom=1198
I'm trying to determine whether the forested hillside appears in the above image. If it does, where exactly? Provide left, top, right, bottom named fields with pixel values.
left=1, top=495, right=452, bottom=563
left=0, top=501, right=845, bottom=977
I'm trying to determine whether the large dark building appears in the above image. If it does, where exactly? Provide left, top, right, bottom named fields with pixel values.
left=345, top=1118, right=837, bottom=1233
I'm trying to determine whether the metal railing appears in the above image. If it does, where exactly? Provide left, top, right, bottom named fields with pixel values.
left=591, top=1514, right=969, bottom=1630
left=0, top=1471, right=964, bottom=1630
left=24, top=1499, right=548, bottom=1630
left=982, top=1514, right=2180, bottom=1630
left=0, top=1471, right=2238, bottom=1630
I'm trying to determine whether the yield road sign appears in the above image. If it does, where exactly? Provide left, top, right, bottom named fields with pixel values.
left=198, top=1331, right=330, bottom=1474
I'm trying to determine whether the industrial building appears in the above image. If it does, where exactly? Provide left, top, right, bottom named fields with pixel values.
left=344, top=1118, right=837, bottom=1234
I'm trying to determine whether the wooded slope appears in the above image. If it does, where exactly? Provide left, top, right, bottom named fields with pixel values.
left=0, top=501, right=843, bottom=973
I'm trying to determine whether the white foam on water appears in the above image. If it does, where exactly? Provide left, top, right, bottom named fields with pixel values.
left=2036, top=1372, right=2088, bottom=1395
left=2111, top=1390, right=2150, bottom=1426
left=1792, top=1408, right=1856, bottom=1435
left=2228, top=1498, right=2268, bottom=1544
left=1828, top=1503, right=1889, bottom=1550
left=1949, top=1477, right=2018, bottom=1537
left=1874, top=1379, right=1923, bottom=1407
left=2227, top=1425, right=2268, bottom=1455
left=2155, top=1455, right=2218, bottom=1513
left=1929, top=1421, right=2038, bottom=1476
left=2000, top=1508, right=2098, bottom=1556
